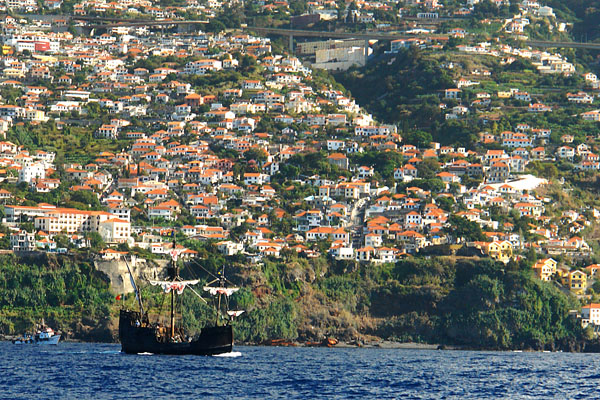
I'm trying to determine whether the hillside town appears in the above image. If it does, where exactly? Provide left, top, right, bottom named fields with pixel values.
left=1, top=0, right=600, bottom=340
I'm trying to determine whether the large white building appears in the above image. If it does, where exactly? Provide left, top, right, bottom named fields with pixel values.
left=10, top=230, right=35, bottom=251
left=313, top=46, right=372, bottom=71
left=5, top=0, right=38, bottom=12
left=98, top=218, right=131, bottom=244
left=18, top=162, right=46, bottom=183
left=4, top=204, right=131, bottom=243
left=34, top=208, right=113, bottom=234
left=184, top=59, right=223, bottom=75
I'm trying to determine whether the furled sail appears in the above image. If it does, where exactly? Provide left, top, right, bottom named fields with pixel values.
left=227, top=310, right=245, bottom=317
left=150, top=280, right=199, bottom=294
left=203, top=287, right=239, bottom=296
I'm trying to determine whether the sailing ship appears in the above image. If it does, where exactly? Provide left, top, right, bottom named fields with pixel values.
left=119, top=243, right=243, bottom=356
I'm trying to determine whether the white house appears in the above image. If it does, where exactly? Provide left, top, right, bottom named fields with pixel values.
left=582, top=303, right=600, bottom=328
left=19, top=162, right=45, bottom=183
left=243, top=173, right=269, bottom=186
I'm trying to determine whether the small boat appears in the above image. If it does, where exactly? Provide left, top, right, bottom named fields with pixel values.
left=13, top=324, right=61, bottom=345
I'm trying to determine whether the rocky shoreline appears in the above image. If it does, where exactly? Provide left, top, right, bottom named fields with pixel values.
left=3, top=335, right=599, bottom=353
left=0, top=333, right=445, bottom=349
left=3, top=332, right=599, bottom=353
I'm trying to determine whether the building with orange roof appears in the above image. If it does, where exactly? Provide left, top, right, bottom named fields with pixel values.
left=532, top=258, right=557, bottom=281
left=327, top=153, right=349, bottom=170
left=581, top=304, right=600, bottom=328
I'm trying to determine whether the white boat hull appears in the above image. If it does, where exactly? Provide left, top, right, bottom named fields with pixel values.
left=38, top=334, right=61, bottom=345
left=13, top=334, right=60, bottom=345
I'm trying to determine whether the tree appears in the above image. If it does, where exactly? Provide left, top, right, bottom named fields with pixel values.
left=528, top=161, right=558, bottom=180
left=117, top=242, right=130, bottom=252
left=335, top=48, right=452, bottom=126
left=244, top=148, right=267, bottom=163
left=398, top=178, right=445, bottom=193
left=462, top=175, right=483, bottom=189
left=66, top=190, right=102, bottom=210
left=289, top=0, right=307, bottom=15
left=416, top=158, right=441, bottom=180
left=350, top=150, right=403, bottom=180
left=445, top=214, right=485, bottom=242
left=436, top=120, right=479, bottom=148
left=87, top=232, right=105, bottom=251
left=404, top=130, right=432, bottom=148
left=85, top=102, right=103, bottom=119
left=239, top=55, right=258, bottom=74
left=526, top=247, right=538, bottom=264
left=436, top=196, right=454, bottom=212
left=472, top=0, right=500, bottom=19
left=505, top=57, right=536, bottom=72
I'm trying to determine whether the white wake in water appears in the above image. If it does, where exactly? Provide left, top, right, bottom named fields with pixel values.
left=213, top=351, right=242, bottom=358
left=41, top=350, right=121, bottom=355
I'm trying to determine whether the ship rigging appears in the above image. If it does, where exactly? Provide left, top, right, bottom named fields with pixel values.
left=118, top=236, right=242, bottom=355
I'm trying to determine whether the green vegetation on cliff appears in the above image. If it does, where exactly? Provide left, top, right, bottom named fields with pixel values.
left=181, top=254, right=586, bottom=350
left=373, top=257, right=583, bottom=350
left=0, top=253, right=587, bottom=350
left=0, top=255, right=114, bottom=340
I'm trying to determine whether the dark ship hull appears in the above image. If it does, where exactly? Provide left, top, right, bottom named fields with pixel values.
left=119, top=310, right=233, bottom=355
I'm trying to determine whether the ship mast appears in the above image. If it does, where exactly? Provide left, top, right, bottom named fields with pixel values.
left=149, top=235, right=201, bottom=342
left=124, top=256, right=145, bottom=317
left=203, top=266, right=241, bottom=326
left=169, top=233, right=178, bottom=340
left=215, top=267, right=224, bottom=326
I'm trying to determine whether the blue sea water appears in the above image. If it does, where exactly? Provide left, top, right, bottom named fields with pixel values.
left=1, top=342, right=600, bottom=399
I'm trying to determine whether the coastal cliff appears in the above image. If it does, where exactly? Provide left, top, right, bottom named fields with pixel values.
left=0, top=253, right=595, bottom=350
left=222, top=255, right=589, bottom=351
